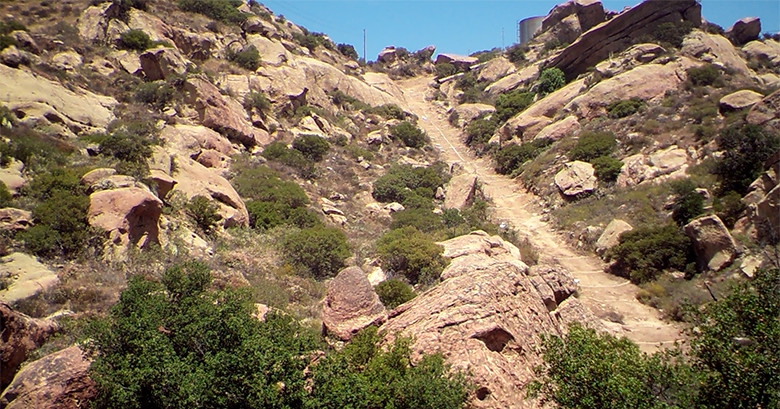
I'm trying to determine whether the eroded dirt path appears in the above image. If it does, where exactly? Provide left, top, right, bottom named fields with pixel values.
left=395, top=76, right=684, bottom=351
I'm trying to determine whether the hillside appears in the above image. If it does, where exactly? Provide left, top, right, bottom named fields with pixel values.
left=0, top=0, right=778, bottom=408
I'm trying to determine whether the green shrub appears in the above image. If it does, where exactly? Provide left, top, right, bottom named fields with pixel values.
left=337, top=43, right=358, bottom=60
left=435, top=63, right=457, bottom=79
left=24, top=168, right=83, bottom=201
left=0, top=20, right=27, bottom=35
left=134, top=81, right=175, bottom=109
left=365, top=104, right=405, bottom=120
left=606, top=224, right=694, bottom=283
left=390, top=208, right=443, bottom=233
left=686, top=64, right=723, bottom=87
left=372, top=165, right=444, bottom=204
left=186, top=195, right=221, bottom=233
left=282, top=226, right=349, bottom=279
left=98, top=130, right=155, bottom=163
left=495, top=90, right=534, bottom=122
left=376, top=226, right=448, bottom=285
left=465, top=116, right=498, bottom=148
left=505, top=44, right=526, bottom=64
left=569, top=131, right=616, bottom=162
left=653, top=21, right=694, bottom=48
left=0, top=183, right=11, bottom=208
left=242, top=91, right=271, bottom=112
left=246, top=201, right=320, bottom=230
left=714, top=123, right=780, bottom=194
left=228, top=45, right=260, bottom=70
left=536, top=68, right=566, bottom=96
left=389, top=121, right=428, bottom=148
left=177, top=0, right=247, bottom=24
left=119, top=29, right=153, bottom=51
left=20, top=189, right=94, bottom=259
left=591, top=156, right=623, bottom=183
left=261, top=142, right=316, bottom=179
left=494, top=138, right=553, bottom=175
left=607, top=98, right=643, bottom=119
left=375, top=279, right=416, bottom=309
left=292, top=134, right=330, bottom=161
left=292, top=31, right=330, bottom=52
left=471, top=48, right=501, bottom=63
left=670, top=179, right=704, bottom=226
left=0, top=35, right=16, bottom=51
left=713, top=190, right=745, bottom=229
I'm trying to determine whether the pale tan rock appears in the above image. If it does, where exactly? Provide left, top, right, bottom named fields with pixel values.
left=452, top=104, right=496, bottom=128
left=127, top=8, right=173, bottom=42
left=246, top=34, right=290, bottom=66
left=80, top=168, right=117, bottom=186
left=684, top=215, right=738, bottom=271
left=9, top=31, right=39, bottom=54
left=755, top=184, right=779, bottom=242
left=139, top=46, right=189, bottom=81
left=196, top=149, right=230, bottom=169
left=555, top=161, right=596, bottom=196
left=435, top=53, right=478, bottom=69
left=50, top=51, right=82, bottom=71
left=0, top=161, right=27, bottom=194
left=682, top=31, right=753, bottom=76
left=88, top=187, right=163, bottom=252
left=243, top=16, right=278, bottom=37
left=322, top=266, right=387, bottom=341
left=0, top=302, right=60, bottom=389
left=747, top=88, right=780, bottom=126
left=76, top=3, right=117, bottom=43
left=617, top=146, right=689, bottom=187
left=170, top=27, right=216, bottom=60
left=485, top=64, right=540, bottom=96
left=443, top=174, right=478, bottom=210
left=499, top=79, right=585, bottom=143
left=0, top=253, right=58, bottom=304
left=595, top=219, right=633, bottom=256
left=110, top=49, right=142, bottom=75
left=88, top=175, right=139, bottom=193
left=725, top=17, right=761, bottom=45
left=477, top=57, right=517, bottom=84
left=0, top=208, right=32, bottom=232
left=171, top=157, right=249, bottom=227
left=0, top=346, right=96, bottom=409
left=594, top=43, right=666, bottom=77
left=377, top=47, right=397, bottom=64
left=719, top=89, right=764, bottom=112
left=743, top=39, right=780, bottom=66
left=534, top=115, right=580, bottom=141
left=0, top=45, right=27, bottom=68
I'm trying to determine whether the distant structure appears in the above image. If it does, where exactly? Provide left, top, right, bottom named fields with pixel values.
left=518, top=16, right=544, bottom=45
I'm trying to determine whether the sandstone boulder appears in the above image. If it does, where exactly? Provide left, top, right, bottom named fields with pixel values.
left=247, top=34, right=291, bottom=66
left=80, top=168, right=117, bottom=187
left=542, top=0, right=606, bottom=34
left=594, top=43, right=667, bottom=78
left=485, top=64, right=540, bottom=96
left=452, top=104, right=495, bottom=128
left=725, top=17, right=761, bottom=45
left=0, top=346, right=96, bottom=409
left=171, top=157, right=249, bottom=227
left=684, top=215, right=738, bottom=271
left=682, top=31, right=753, bottom=76
left=435, top=53, right=478, bottom=69
left=720, top=89, right=764, bottom=112
left=0, top=303, right=60, bottom=389
left=139, top=46, right=189, bottom=81
left=322, top=266, right=387, bottom=341
left=747, top=88, right=780, bottom=126
left=595, top=219, right=633, bottom=256
left=0, top=253, right=58, bottom=304
left=51, top=51, right=82, bottom=71
left=243, top=16, right=278, bottom=37
left=477, top=57, right=516, bottom=84
left=0, top=160, right=27, bottom=195
left=0, top=208, right=32, bottom=232
left=742, top=40, right=780, bottom=67
left=10, top=31, right=39, bottom=54
left=617, top=146, right=689, bottom=187
left=377, top=47, right=397, bottom=64
left=755, top=184, right=780, bottom=242
left=127, top=8, right=173, bottom=42
left=88, top=187, right=163, bottom=253
left=555, top=161, right=596, bottom=196
left=170, top=28, right=216, bottom=60
left=0, top=45, right=28, bottom=68
left=443, top=174, right=478, bottom=210
left=534, top=115, right=580, bottom=141
left=76, top=3, right=119, bottom=43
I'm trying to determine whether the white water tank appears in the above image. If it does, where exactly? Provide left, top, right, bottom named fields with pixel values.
left=518, top=16, right=544, bottom=45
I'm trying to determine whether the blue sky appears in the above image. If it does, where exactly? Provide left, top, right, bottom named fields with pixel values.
left=260, top=0, right=780, bottom=61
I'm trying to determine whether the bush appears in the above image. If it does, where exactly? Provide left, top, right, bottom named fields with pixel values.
left=328, top=90, right=369, bottom=111
left=465, top=116, right=498, bottom=148
left=686, top=64, right=723, bottom=87
left=376, top=226, right=448, bottom=285
left=0, top=35, right=15, bottom=51
left=435, top=63, right=457, bottom=79
left=242, top=91, right=271, bottom=112
left=713, top=190, right=745, bottom=229
left=607, top=98, right=643, bottom=119
left=0, top=20, right=26, bottom=35
left=653, top=21, right=694, bottom=48
left=261, top=142, right=316, bottom=179
left=372, top=165, right=444, bottom=204
left=292, top=134, right=330, bottom=161
left=134, top=81, right=175, bottom=109
left=389, top=121, right=428, bottom=148
left=337, top=43, right=358, bottom=60
left=569, top=131, right=617, bottom=162
left=536, top=68, right=566, bottom=96
left=98, top=130, right=155, bottom=163
left=495, top=90, right=534, bottom=122
left=0, top=183, right=11, bottom=208
left=714, top=123, right=780, bottom=194
left=365, top=104, right=405, bottom=120
left=282, top=226, right=349, bottom=279
left=19, top=185, right=94, bottom=259
left=177, top=0, right=247, bottom=24
left=375, top=279, right=416, bottom=309
left=186, top=195, right=221, bottom=233
left=670, top=179, right=704, bottom=226
left=591, top=156, right=623, bottom=183
left=390, top=208, right=442, bottom=232
left=228, top=45, right=260, bottom=70
left=606, top=224, right=694, bottom=283
left=505, top=44, right=526, bottom=64
left=119, top=29, right=153, bottom=51
left=494, top=138, right=553, bottom=175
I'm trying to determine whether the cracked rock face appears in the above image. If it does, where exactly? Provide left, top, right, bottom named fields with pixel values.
left=379, top=232, right=596, bottom=409
left=322, top=266, right=387, bottom=341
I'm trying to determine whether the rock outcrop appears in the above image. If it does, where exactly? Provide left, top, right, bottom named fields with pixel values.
left=139, top=46, right=189, bottom=81
left=379, top=232, right=596, bottom=409
left=617, top=146, right=689, bottom=187
left=595, top=219, right=633, bottom=256
left=0, top=208, right=33, bottom=232
left=321, top=266, right=387, bottom=341
left=537, top=0, right=606, bottom=46
left=684, top=215, right=739, bottom=271
left=435, top=54, right=478, bottom=69
left=534, top=115, right=580, bottom=141
left=443, top=174, right=479, bottom=210
left=0, top=253, right=58, bottom=304
left=548, top=0, right=701, bottom=80
left=555, top=161, right=596, bottom=196
left=682, top=31, right=753, bottom=76
left=725, top=17, right=761, bottom=45
left=0, top=303, right=60, bottom=389
left=88, top=187, right=163, bottom=255
left=0, top=346, right=96, bottom=409
left=743, top=40, right=780, bottom=67
left=477, top=57, right=517, bottom=84
left=719, top=89, right=764, bottom=112
left=747, top=88, right=780, bottom=127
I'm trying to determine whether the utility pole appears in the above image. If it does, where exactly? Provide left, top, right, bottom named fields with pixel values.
left=363, top=29, right=366, bottom=62
left=502, top=27, right=505, bottom=49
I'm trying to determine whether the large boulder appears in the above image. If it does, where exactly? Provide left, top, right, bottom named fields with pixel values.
left=725, top=17, right=761, bottom=45
left=0, top=160, right=27, bottom=195
left=595, top=219, right=633, bottom=256
left=476, top=57, right=517, bottom=84
left=0, top=303, right=60, bottom=389
left=443, top=174, right=479, bottom=210
left=742, top=40, right=780, bottom=67
left=0, top=346, right=96, bottom=409
left=719, top=89, right=764, bottom=112
left=684, top=215, right=739, bottom=271
left=534, top=115, right=580, bottom=141
left=139, top=46, right=189, bottom=81
left=555, top=161, right=596, bottom=197
left=435, top=53, right=478, bottom=70
left=747, top=88, right=780, bottom=127
left=541, top=0, right=606, bottom=34
left=379, top=232, right=595, bottom=409
left=0, top=253, right=58, bottom=304
left=682, top=31, right=753, bottom=76
left=617, top=146, right=689, bottom=187
left=0, top=208, right=33, bottom=232
left=485, top=64, right=540, bottom=96
left=548, top=0, right=701, bottom=80
left=246, top=34, right=291, bottom=66
left=321, top=266, right=387, bottom=341
left=452, top=104, right=495, bottom=128
left=754, top=183, right=780, bottom=242
left=87, top=187, right=163, bottom=255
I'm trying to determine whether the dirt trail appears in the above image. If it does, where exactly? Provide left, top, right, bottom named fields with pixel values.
left=395, top=76, right=684, bottom=351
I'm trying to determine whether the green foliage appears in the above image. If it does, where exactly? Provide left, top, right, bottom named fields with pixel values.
left=494, top=138, right=553, bottom=175
left=607, top=98, right=643, bottom=119
left=292, top=31, right=330, bottom=52
left=309, top=326, right=469, bottom=409
left=713, top=191, right=745, bottom=229
left=505, top=44, right=526, bottom=64
left=365, top=104, right=405, bottom=120
left=390, top=208, right=442, bottom=233
left=98, top=130, right=155, bottom=164
left=292, top=134, right=330, bottom=161
left=282, top=226, right=349, bottom=279
left=376, top=226, right=447, bottom=285
left=591, top=156, right=623, bottom=183
left=465, top=115, right=498, bottom=148
left=606, top=224, right=694, bottom=283
left=535, top=68, right=566, bottom=97
left=328, top=90, right=370, bottom=111
left=569, top=131, right=616, bottom=162
left=471, top=48, right=501, bottom=63
left=495, top=90, right=534, bottom=122
left=242, top=91, right=271, bottom=113
left=0, top=20, right=26, bottom=35
left=186, top=195, right=221, bottom=233
left=435, top=63, right=457, bottom=79
left=670, top=179, right=704, bottom=226
left=261, top=142, right=317, bottom=179
left=653, top=21, right=694, bottom=48
left=0, top=183, right=11, bottom=208
left=0, top=35, right=15, bottom=51
left=714, top=123, right=780, bottom=194
left=85, top=262, right=317, bottom=409
left=246, top=201, right=320, bottom=230
left=337, top=43, right=358, bottom=60
left=177, top=0, right=247, bottom=24
left=375, top=279, right=416, bottom=309
left=372, top=164, right=443, bottom=205
left=119, top=29, right=153, bottom=51
left=389, top=121, right=428, bottom=148
left=527, top=323, right=698, bottom=409
left=228, top=45, right=260, bottom=70
left=686, top=64, right=723, bottom=87
left=134, top=80, right=175, bottom=109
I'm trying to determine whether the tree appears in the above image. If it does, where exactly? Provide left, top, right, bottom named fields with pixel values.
left=535, top=68, right=565, bottom=96
left=376, top=226, right=448, bottom=285
left=714, top=124, right=780, bottom=195
left=282, top=226, right=350, bottom=279
left=389, top=121, right=428, bottom=149
left=670, top=178, right=704, bottom=226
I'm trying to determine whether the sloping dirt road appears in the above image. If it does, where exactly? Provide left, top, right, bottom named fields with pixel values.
left=395, top=76, right=684, bottom=352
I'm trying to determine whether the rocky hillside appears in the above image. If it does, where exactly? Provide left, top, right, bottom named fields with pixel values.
left=0, top=0, right=778, bottom=407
